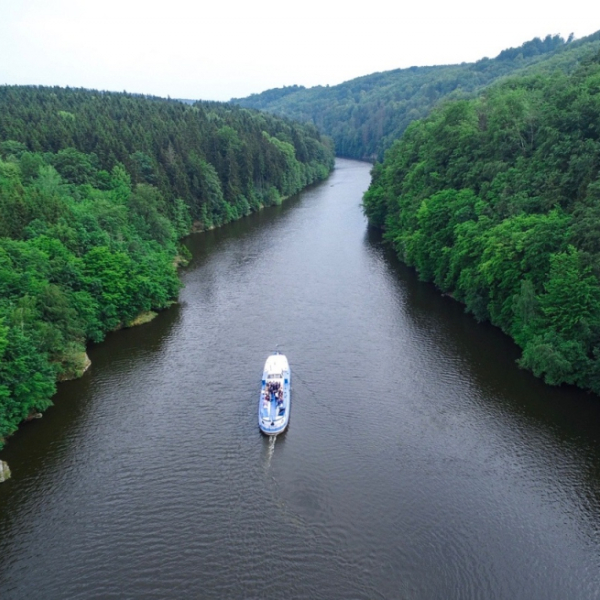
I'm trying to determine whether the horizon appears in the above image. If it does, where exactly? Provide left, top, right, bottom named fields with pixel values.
left=1, top=1, right=598, bottom=102
left=2, top=30, right=596, bottom=106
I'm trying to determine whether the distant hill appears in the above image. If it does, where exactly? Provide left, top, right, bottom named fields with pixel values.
left=232, top=32, right=600, bottom=160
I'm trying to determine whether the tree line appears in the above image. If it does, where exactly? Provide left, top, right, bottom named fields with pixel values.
left=233, top=32, right=600, bottom=160
left=362, top=51, right=600, bottom=393
left=0, top=86, right=334, bottom=447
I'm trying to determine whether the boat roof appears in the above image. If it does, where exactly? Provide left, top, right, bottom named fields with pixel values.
left=264, top=353, right=289, bottom=374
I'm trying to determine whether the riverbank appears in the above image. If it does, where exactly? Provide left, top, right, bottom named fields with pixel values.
left=362, top=60, right=600, bottom=397
left=0, top=459, right=10, bottom=482
left=0, top=164, right=334, bottom=455
left=0, top=85, right=335, bottom=452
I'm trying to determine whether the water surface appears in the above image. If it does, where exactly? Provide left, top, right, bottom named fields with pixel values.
left=1, top=159, right=600, bottom=599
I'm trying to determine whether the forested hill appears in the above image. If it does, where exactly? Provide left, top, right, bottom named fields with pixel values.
left=0, top=86, right=334, bottom=447
left=232, top=32, right=600, bottom=160
left=0, top=86, right=334, bottom=225
left=362, top=51, right=600, bottom=394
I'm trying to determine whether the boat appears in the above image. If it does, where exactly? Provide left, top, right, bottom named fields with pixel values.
left=258, top=352, right=291, bottom=435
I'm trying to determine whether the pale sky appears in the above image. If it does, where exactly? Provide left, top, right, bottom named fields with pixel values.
left=1, top=0, right=598, bottom=101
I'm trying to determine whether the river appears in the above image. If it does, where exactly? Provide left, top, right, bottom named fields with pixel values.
left=1, top=159, right=600, bottom=599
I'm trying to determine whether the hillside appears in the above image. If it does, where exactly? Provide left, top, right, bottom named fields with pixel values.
left=362, top=51, right=600, bottom=393
left=232, top=32, right=600, bottom=160
left=0, top=86, right=334, bottom=446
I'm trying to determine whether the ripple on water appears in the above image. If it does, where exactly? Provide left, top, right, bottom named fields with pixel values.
left=1, top=160, right=600, bottom=599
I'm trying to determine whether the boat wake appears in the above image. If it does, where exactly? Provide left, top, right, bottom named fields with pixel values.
left=263, top=434, right=277, bottom=470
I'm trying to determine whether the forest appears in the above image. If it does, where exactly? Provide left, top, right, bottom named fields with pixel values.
left=362, top=51, right=600, bottom=393
left=233, top=32, right=600, bottom=161
left=0, top=87, right=334, bottom=447
left=4, top=30, right=600, bottom=445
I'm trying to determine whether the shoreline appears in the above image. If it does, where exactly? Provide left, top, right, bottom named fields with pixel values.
left=0, top=167, right=334, bottom=463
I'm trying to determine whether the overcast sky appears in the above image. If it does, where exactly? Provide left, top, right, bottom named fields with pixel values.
left=1, top=1, right=598, bottom=102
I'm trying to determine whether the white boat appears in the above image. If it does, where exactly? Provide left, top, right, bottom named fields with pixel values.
left=258, top=352, right=291, bottom=435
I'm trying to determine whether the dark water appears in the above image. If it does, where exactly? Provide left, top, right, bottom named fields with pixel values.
left=1, top=159, right=600, bottom=599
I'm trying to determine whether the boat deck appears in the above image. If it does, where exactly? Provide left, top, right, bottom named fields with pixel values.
left=259, top=362, right=291, bottom=435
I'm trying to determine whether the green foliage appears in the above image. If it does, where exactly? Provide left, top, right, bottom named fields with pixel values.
left=0, top=86, right=334, bottom=231
left=539, top=247, right=600, bottom=337
left=496, top=34, right=568, bottom=61
left=51, top=148, right=99, bottom=185
left=0, top=86, right=334, bottom=447
left=363, top=54, right=600, bottom=394
left=233, top=32, right=600, bottom=160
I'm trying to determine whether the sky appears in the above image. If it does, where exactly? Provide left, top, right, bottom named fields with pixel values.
left=1, top=0, right=598, bottom=102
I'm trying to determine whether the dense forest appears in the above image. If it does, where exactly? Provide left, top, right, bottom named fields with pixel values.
left=0, top=87, right=334, bottom=447
left=4, top=31, right=600, bottom=447
left=233, top=32, right=600, bottom=160
left=362, top=51, right=600, bottom=393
